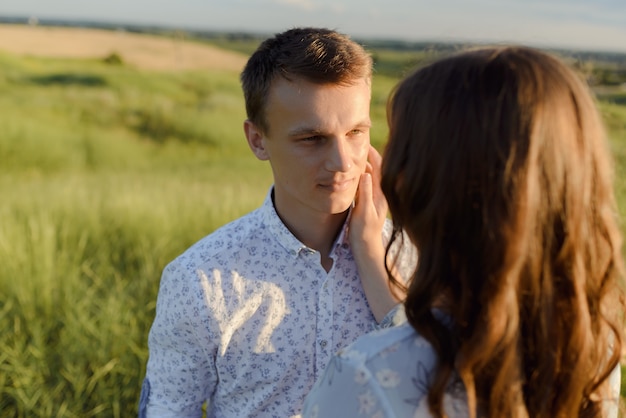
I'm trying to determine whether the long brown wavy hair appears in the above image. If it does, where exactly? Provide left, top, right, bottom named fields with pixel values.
left=381, top=46, right=624, bottom=417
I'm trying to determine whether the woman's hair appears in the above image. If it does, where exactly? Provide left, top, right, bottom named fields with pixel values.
left=382, top=46, right=624, bottom=417
left=240, top=27, right=372, bottom=134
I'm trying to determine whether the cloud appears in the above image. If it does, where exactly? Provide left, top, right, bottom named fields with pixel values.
left=329, top=3, right=347, bottom=13
left=273, top=0, right=317, bottom=12
left=271, top=0, right=351, bottom=15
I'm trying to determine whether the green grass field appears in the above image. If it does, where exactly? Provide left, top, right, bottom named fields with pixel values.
left=1, top=42, right=625, bottom=417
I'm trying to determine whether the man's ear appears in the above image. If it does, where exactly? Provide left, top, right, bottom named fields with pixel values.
left=244, top=120, right=269, bottom=161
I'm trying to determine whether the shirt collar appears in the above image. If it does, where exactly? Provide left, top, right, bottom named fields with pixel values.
left=260, top=186, right=352, bottom=258
left=333, top=207, right=351, bottom=252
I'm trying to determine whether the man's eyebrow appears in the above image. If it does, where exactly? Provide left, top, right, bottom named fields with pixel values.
left=288, top=126, right=324, bottom=137
left=354, top=120, right=372, bottom=128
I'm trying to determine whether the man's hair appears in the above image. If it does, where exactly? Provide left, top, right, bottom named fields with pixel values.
left=240, top=27, right=373, bottom=134
left=382, top=46, right=624, bottom=417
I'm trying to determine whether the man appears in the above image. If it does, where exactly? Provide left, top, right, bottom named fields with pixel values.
left=139, top=27, right=416, bottom=417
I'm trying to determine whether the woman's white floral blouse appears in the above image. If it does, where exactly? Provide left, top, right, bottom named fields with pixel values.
left=303, top=319, right=622, bottom=418
left=302, top=321, right=468, bottom=418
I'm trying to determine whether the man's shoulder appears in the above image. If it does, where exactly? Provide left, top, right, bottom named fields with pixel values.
left=168, top=207, right=265, bottom=271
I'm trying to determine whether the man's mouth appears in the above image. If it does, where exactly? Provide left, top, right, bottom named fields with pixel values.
left=319, top=178, right=354, bottom=192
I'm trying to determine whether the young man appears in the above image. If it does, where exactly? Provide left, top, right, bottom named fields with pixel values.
left=139, top=27, right=416, bottom=418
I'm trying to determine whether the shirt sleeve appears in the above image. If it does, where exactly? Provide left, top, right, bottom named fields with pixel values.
left=140, top=260, right=218, bottom=417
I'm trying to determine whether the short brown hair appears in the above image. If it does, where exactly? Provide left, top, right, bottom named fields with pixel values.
left=240, top=27, right=373, bottom=133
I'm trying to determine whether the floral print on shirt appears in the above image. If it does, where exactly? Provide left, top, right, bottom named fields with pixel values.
left=139, top=187, right=418, bottom=418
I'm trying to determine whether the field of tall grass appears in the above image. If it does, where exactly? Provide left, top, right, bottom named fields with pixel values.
left=1, top=37, right=625, bottom=417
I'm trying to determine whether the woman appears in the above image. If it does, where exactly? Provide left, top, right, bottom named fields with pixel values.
left=303, top=46, right=624, bottom=417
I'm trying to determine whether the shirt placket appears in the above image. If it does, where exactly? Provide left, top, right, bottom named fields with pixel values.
left=314, top=262, right=334, bottom=381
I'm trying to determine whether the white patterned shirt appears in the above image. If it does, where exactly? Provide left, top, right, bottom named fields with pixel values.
left=139, top=187, right=417, bottom=418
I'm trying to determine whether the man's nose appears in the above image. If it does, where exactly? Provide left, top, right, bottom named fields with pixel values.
left=325, top=139, right=352, bottom=172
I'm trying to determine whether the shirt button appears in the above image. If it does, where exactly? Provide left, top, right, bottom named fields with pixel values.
left=320, top=340, right=327, bottom=348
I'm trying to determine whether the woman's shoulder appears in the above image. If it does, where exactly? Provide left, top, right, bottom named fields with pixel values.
left=339, top=322, right=434, bottom=367
left=306, top=322, right=468, bottom=418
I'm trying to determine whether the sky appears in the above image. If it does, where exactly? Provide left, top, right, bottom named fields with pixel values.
left=2, top=0, right=626, bottom=54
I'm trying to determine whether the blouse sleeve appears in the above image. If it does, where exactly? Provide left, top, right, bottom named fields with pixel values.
left=302, top=351, right=395, bottom=418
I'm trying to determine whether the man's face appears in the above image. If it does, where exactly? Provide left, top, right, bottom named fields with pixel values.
left=245, top=76, right=371, bottom=224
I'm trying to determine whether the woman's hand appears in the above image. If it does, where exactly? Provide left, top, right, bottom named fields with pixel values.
left=350, top=145, right=388, bottom=255
left=350, top=145, right=403, bottom=323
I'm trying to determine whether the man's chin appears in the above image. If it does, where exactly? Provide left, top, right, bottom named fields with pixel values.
left=328, top=198, right=355, bottom=215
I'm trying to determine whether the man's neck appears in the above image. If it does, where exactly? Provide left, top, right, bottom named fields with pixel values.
left=299, top=212, right=347, bottom=256
left=274, top=203, right=348, bottom=259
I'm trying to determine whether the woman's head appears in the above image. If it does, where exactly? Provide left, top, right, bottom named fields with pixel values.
left=382, top=46, right=623, bottom=417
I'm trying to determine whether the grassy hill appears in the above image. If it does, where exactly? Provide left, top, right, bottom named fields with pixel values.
left=0, top=23, right=625, bottom=417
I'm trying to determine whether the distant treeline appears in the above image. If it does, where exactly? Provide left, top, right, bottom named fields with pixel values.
left=1, top=15, right=625, bottom=86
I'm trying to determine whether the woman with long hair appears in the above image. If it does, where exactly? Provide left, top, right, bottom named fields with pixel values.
left=303, top=45, right=624, bottom=417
